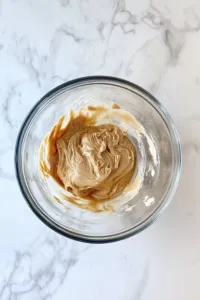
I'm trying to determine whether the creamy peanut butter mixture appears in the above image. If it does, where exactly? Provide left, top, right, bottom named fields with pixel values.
left=39, top=105, right=136, bottom=207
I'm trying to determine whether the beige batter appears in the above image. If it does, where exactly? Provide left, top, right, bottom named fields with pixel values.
left=40, top=105, right=136, bottom=204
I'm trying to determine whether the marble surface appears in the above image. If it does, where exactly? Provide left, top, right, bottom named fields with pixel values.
left=0, top=0, right=200, bottom=299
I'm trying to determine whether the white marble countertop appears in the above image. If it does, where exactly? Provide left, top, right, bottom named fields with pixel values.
left=0, top=0, right=200, bottom=299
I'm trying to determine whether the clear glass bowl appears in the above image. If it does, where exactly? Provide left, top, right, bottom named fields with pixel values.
left=15, top=76, right=182, bottom=243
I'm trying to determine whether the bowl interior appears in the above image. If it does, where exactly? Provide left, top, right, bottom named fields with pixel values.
left=16, top=77, right=181, bottom=242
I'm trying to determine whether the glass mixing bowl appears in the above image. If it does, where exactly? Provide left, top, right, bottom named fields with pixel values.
left=15, top=76, right=182, bottom=243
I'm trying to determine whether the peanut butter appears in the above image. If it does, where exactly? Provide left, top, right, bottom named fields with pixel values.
left=39, top=105, right=136, bottom=207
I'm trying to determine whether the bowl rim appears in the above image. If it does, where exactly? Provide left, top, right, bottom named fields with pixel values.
left=15, top=75, right=182, bottom=243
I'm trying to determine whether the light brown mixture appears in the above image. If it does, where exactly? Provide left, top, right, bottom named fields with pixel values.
left=40, top=106, right=136, bottom=205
